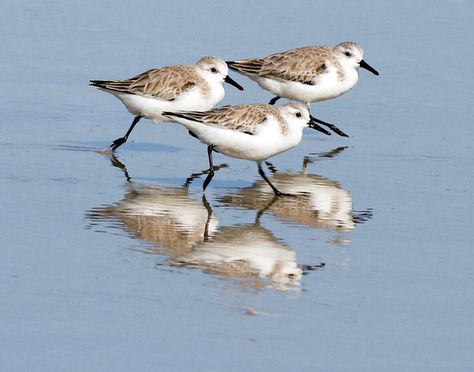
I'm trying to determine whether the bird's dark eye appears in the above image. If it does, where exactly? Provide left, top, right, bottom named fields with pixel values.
left=210, top=67, right=218, bottom=73
left=345, top=51, right=351, bottom=57
left=296, top=112, right=301, bottom=118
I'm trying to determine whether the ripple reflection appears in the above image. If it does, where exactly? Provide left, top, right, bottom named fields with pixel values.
left=86, top=154, right=325, bottom=291
left=218, top=148, right=372, bottom=239
left=87, top=184, right=217, bottom=255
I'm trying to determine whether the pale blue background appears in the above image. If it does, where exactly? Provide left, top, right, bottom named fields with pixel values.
left=1, top=0, right=473, bottom=371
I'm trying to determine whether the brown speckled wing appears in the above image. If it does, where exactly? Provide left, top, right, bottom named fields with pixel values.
left=167, top=104, right=283, bottom=135
left=230, top=46, right=342, bottom=84
left=92, top=65, right=205, bottom=101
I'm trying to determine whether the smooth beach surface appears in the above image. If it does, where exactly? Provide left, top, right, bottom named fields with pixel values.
left=1, top=1, right=473, bottom=371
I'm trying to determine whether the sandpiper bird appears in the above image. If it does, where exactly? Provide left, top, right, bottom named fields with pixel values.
left=163, top=102, right=327, bottom=196
left=226, top=42, right=379, bottom=135
left=90, top=56, right=244, bottom=152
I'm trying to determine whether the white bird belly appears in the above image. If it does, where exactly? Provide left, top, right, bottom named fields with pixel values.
left=109, top=83, right=225, bottom=123
left=176, top=119, right=302, bottom=161
left=251, top=72, right=358, bottom=103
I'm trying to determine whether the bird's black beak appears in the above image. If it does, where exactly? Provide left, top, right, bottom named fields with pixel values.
left=310, top=115, right=349, bottom=137
left=308, top=116, right=331, bottom=136
left=224, top=75, right=244, bottom=90
left=359, top=59, right=379, bottom=76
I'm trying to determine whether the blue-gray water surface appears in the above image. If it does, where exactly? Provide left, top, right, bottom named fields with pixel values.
left=1, top=1, right=473, bottom=371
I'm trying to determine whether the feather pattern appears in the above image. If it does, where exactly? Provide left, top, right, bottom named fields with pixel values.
left=164, top=104, right=287, bottom=135
left=90, top=65, right=208, bottom=101
left=228, top=46, right=344, bottom=84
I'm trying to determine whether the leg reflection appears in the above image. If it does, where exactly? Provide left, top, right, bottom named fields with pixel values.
left=107, top=152, right=132, bottom=182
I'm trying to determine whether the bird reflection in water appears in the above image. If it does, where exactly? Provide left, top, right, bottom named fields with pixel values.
left=219, top=147, right=372, bottom=238
left=168, top=212, right=318, bottom=291
left=87, top=154, right=324, bottom=291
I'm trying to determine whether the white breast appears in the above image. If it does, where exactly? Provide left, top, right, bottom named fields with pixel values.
left=250, top=66, right=359, bottom=103
left=111, top=80, right=225, bottom=123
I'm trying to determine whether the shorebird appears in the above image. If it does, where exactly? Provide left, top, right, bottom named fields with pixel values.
left=163, top=102, right=329, bottom=196
left=90, top=56, right=244, bottom=151
left=226, top=42, right=379, bottom=135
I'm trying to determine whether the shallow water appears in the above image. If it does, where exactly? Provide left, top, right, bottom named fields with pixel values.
left=1, top=0, right=473, bottom=371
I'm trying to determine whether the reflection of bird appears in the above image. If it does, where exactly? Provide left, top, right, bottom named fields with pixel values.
left=169, top=224, right=303, bottom=291
left=219, top=172, right=356, bottom=232
left=87, top=155, right=325, bottom=290
left=87, top=184, right=218, bottom=255
left=218, top=147, right=370, bottom=233
left=90, top=56, right=243, bottom=152
left=163, top=102, right=332, bottom=195
left=86, top=184, right=316, bottom=290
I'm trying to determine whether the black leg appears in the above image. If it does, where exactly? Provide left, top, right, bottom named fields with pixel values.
left=257, top=161, right=292, bottom=197
left=184, top=163, right=228, bottom=188
left=268, top=96, right=281, bottom=105
left=110, top=115, right=142, bottom=151
left=203, top=145, right=216, bottom=191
